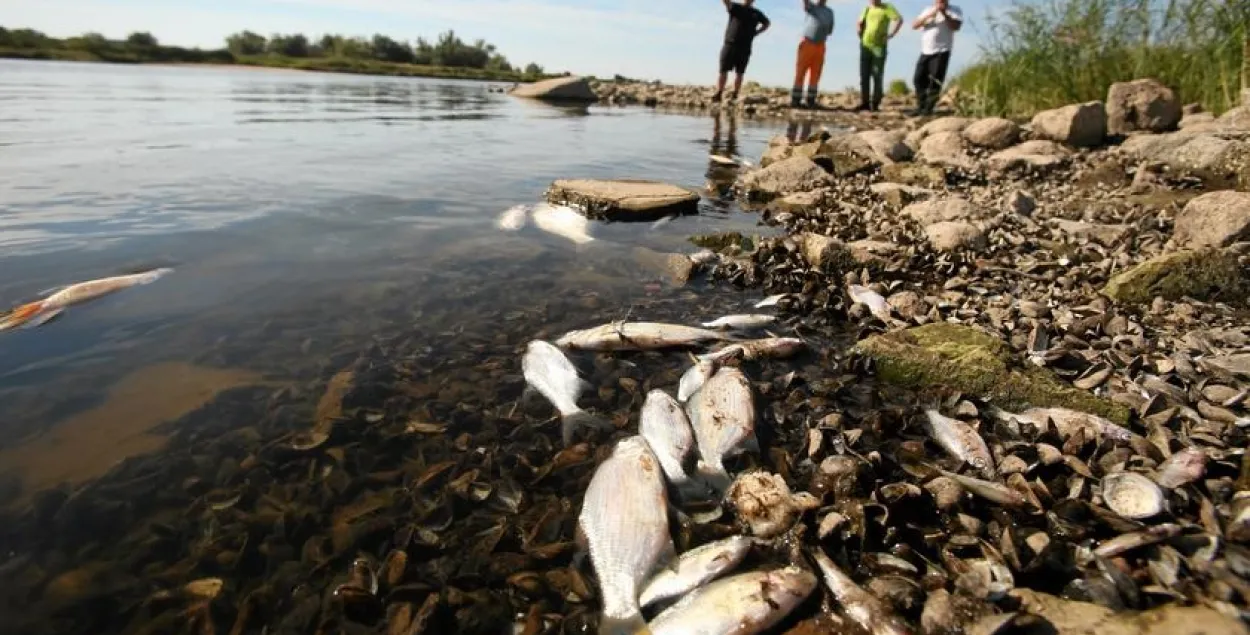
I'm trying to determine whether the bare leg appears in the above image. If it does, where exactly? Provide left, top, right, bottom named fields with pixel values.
left=713, top=72, right=728, bottom=101
left=732, top=73, right=744, bottom=99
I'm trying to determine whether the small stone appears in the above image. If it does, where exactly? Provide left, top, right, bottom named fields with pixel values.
left=963, top=117, right=1021, bottom=150
left=887, top=291, right=928, bottom=320
left=903, top=196, right=985, bottom=224
left=1006, top=190, right=1036, bottom=216
left=1017, top=300, right=1050, bottom=319
left=1173, top=190, right=1250, bottom=249
left=926, top=221, right=986, bottom=252
left=880, top=163, right=947, bottom=188
left=1030, top=101, right=1108, bottom=147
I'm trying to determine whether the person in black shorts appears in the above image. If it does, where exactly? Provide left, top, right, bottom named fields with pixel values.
left=712, top=0, right=770, bottom=104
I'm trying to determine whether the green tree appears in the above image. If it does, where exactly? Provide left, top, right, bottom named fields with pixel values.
left=126, top=32, right=158, bottom=49
left=267, top=33, right=310, bottom=57
left=524, top=62, right=544, bottom=76
left=888, top=79, right=911, bottom=96
left=226, top=30, right=266, bottom=55
left=371, top=34, right=414, bottom=63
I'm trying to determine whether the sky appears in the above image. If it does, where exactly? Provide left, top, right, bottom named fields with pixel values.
left=1, top=0, right=997, bottom=90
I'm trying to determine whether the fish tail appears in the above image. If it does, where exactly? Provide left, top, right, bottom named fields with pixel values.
left=560, top=410, right=615, bottom=447
left=0, top=300, right=46, bottom=331
left=598, top=614, right=652, bottom=635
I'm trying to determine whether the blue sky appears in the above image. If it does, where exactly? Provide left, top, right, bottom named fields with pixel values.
left=2, top=0, right=995, bottom=89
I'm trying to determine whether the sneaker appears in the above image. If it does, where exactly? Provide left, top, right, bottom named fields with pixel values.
left=789, top=98, right=802, bottom=108
left=853, top=104, right=870, bottom=112
left=804, top=98, right=818, bottom=110
left=711, top=90, right=723, bottom=103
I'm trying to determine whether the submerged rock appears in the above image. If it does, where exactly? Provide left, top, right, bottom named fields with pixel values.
left=1103, top=249, right=1245, bottom=304
left=546, top=179, right=700, bottom=221
left=856, top=323, right=1129, bottom=422
left=509, top=76, right=598, bottom=102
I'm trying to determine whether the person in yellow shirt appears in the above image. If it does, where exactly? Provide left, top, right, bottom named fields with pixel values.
left=855, top=0, right=902, bottom=111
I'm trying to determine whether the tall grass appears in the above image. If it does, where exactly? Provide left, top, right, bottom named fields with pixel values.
left=953, top=0, right=1247, bottom=118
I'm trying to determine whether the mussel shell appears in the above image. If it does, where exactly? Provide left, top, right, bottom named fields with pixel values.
left=1101, top=472, right=1165, bottom=520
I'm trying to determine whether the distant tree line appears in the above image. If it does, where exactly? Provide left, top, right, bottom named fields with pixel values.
left=0, top=26, right=546, bottom=77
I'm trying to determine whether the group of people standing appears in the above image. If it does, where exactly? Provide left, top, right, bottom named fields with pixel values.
left=711, top=0, right=963, bottom=115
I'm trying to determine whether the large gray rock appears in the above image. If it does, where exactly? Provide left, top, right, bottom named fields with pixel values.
left=962, top=117, right=1021, bottom=150
left=856, top=129, right=913, bottom=163
left=1031, top=101, right=1107, bottom=147
left=870, top=182, right=934, bottom=209
left=1173, top=190, right=1250, bottom=248
left=917, top=131, right=975, bottom=169
left=797, top=135, right=882, bottom=176
left=905, top=117, right=974, bottom=148
left=546, top=179, right=699, bottom=221
left=988, top=140, right=1072, bottom=173
left=509, top=76, right=598, bottom=102
left=1106, top=78, right=1181, bottom=135
left=903, top=196, right=984, bottom=225
left=760, top=135, right=795, bottom=167
left=926, top=221, right=986, bottom=252
left=737, top=156, right=834, bottom=202
left=1119, top=132, right=1250, bottom=185
left=880, top=163, right=946, bottom=188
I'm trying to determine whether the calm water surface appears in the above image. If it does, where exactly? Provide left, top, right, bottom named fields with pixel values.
left=0, top=60, right=816, bottom=499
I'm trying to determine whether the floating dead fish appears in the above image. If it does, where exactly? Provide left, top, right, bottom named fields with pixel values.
left=848, top=284, right=891, bottom=322
left=923, top=410, right=996, bottom=479
left=639, top=389, right=697, bottom=491
left=811, top=548, right=912, bottom=635
left=531, top=202, right=594, bottom=245
left=651, top=215, right=677, bottom=230
left=496, top=205, right=529, bottom=231
left=689, top=366, right=757, bottom=492
left=678, top=356, right=716, bottom=403
left=648, top=566, right=816, bottom=635
left=1, top=267, right=174, bottom=331
left=556, top=322, right=734, bottom=352
left=701, top=314, right=777, bottom=331
left=578, top=436, right=676, bottom=635
left=638, top=535, right=753, bottom=609
left=521, top=340, right=613, bottom=446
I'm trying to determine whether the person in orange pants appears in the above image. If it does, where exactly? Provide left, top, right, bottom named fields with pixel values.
left=791, top=0, right=835, bottom=108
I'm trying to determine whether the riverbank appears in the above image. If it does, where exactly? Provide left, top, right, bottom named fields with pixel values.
left=0, top=47, right=543, bottom=82
left=2, top=74, right=1250, bottom=634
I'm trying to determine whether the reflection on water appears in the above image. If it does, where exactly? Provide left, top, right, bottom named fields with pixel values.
left=0, top=60, right=801, bottom=632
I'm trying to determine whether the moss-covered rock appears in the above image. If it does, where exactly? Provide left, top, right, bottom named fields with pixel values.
left=1103, top=249, right=1245, bottom=304
left=690, top=231, right=756, bottom=255
left=856, top=323, right=1130, bottom=423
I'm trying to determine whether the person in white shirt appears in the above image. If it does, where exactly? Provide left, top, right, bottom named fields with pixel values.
left=910, top=0, right=962, bottom=115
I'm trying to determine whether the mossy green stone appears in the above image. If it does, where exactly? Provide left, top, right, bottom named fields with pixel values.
left=856, top=323, right=1130, bottom=423
left=1103, top=249, right=1244, bottom=304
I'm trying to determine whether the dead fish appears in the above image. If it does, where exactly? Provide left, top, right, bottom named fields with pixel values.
left=1, top=267, right=174, bottom=331
left=578, top=436, right=676, bottom=635
left=556, top=322, right=733, bottom=352
left=531, top=203, right=594, bottom=245
left=940, top=470, right=1034, bottom=511
left=689, top=366, right=757, bottom=492
left=848, top=284, right=891, bottom=322
left=701, top=314, right=777, bottom=331
left=689, top=250, right=720, bottom=266
left=811, top=548, right=912, bottom=635
left=496, top=205, right=529, bottom=231
left=923, top=410, right=996, bottom=479
left=989, top=406, right=1137, bottom=444
left=638, top=535, right=753, bottom=609
left=1092, top=523, right=1182, bottom=559
left=1155, top=448, right=1207, bottom=489
left=699, top=338, right=806, bottom=363
left=651, top=215, right=677, bottom=230
left=678, top=356, right=716, bottom=403
left=754, top=294, right=790, bottom=308
left=639, top=389, right=696, bottom=490
left=648, top=566, right=816, bottom=635
left=521, top=340, right=613, bottom=446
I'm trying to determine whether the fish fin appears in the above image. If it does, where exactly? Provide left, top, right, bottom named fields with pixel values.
left=0, top=300, right=47, bottom=331
left=24, top=308, right=64, bottom=328
left=655, top=536, right=680, bottom=576
left=598, top=614, right=651, bottom=635
left=560, top=411, right=615, bottom=447
left=695, top=461, right=733, bottom=495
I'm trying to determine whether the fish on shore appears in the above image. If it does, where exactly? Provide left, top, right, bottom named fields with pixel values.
left=699, top=337, right=806, bottom=363
left=678, top=356, right=716, bottom=403
left=810, top=548, right=912, bottom=635
left=988, top=405, right=1138, bottom=444
left=922, top=409, right=996, bottom=479
left=754, top=294, right=790, bottom=308
left=578, top=436, right=676, bottom=635
left=531, top=203, right=594, bottom=245
left=495, top=205, right=529, bottom=231
left=638, top=535, right=754, bottom=609
left=700, top=314, right=777, bottom=331
left=0, top=268, right=174, bottom=331
left=556, top=322, right=734, bottom=352
left=847, top=284, right=891, bottom=322
left=648, top=566, right=816, bottom=635
left=639, top=389, right=697, bottom=491
left=688, top=366, right=757, bottom=492
left=521, top=340, right=613, bottom=445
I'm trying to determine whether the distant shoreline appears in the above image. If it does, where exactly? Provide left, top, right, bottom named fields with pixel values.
left=0, top=49, right=542, bottom=84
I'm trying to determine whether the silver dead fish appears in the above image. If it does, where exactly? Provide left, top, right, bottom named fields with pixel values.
left=940, top=469, right=1034, bottom=511
left=578, top=436, right=676, bottom=635
left=638, top=535, right=753, bottom=609
left=495, top=205, right=529, bottom=231
left=639, top=389, right=696, bottom=490
left=1, top=267, right=174, bottom=331
left=648, top=566, right=816, bottom=635
left=700, top=314, right=777, bottom=331
left=678, top=356, right=716, bottom=403
left=811, top=548, right=912, bottom=635
left=556, top=322, right=733, bottom=352
left=923, top=410, right=996, bottom=479
left=754, top=294, right=790, bottom=308
left=689, top=366, right=757, bottom=492
left=989, top=406, right=1137, bottom=444
left=699, top=337, right=806, bottom=363
left=521, top=340, right=613, bottom=446
left=848, top=284, right=891, bottom=322
left=531, top=203, right=594, bottom=245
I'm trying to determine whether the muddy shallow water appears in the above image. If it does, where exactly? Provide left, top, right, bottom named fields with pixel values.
left=0, top=60, right=836, bottom=633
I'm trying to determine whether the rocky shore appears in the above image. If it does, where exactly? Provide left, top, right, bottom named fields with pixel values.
left=2, top=77, right=1250, bottom=635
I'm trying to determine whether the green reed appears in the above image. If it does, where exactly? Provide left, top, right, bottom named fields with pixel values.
left=953, top=0, right=1247, bottom=118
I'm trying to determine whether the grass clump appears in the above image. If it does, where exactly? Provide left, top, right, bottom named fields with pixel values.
left=953, top=0, right=1247, bottom=118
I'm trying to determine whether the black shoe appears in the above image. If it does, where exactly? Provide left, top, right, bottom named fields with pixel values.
left=853, top=104, right=870, bottom=112
left=903, top=108, right=922, bottom=116
left=790, top=98, right=802, bottom=108
left=711, top=91, right=723, bottom=103
left=805, top=99, right=818, bottom=110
